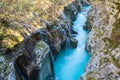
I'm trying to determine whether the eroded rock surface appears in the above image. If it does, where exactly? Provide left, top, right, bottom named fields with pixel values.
left=82, top=0, right=120, bottom=80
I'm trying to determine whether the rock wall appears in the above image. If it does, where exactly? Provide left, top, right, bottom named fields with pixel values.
left=0, top=0, right=90, bottom=80
left=82, top=0, right=120, bottom=80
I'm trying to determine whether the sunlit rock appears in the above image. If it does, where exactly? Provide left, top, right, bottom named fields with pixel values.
left=82, top=0, right=120, bottom=79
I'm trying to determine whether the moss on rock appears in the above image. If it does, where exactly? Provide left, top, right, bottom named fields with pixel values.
left=36, top=41, right=46, bottom=50
left=110, top=56, right=120, bottom=68
left=87, top=76, right=96, bottom=80
left=86, top=72, right=96, bottom=80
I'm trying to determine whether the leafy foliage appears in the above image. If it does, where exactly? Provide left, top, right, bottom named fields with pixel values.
left=0, top=0, right=73, bottom=49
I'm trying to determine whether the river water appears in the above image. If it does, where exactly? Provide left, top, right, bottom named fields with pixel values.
left=54, top=6, right=91, bottom=80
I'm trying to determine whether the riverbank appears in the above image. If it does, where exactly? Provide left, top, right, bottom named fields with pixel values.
left=82, top=0, right=120, bottom=80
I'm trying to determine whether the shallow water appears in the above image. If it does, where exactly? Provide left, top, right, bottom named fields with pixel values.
left=54, top=6, right=91, bottom=80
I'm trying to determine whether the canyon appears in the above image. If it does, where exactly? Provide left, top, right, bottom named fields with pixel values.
left=0, top=0, right=120, bottom=80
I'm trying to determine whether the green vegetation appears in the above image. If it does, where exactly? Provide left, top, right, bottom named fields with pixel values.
left=102, top=18, right=120, bottom=69
left=103, top=37, right=119, bottom=50
left=86, top=71, right=96, bottom=80
left=0, top=0, right=73, bottom=49
left=87, top=73, right=96, bottom=80
left=94, top=27, right=103, bottom=38
left=112, top=18, right=120, bottom=38
left=36, top=41, right=46, bottom=50
left=102, top=18, right=120, bottom=50
left=87, top=76, right=96, bottom=80
left=0, top=23, right=24, bottom=48
left=111, top=56, right=120, bottom=68
left=0, top=0, right=73, bottom=22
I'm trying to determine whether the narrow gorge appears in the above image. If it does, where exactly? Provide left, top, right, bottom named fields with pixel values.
left=54, top=6, right=91, bottom=80
left=0, top=0, right=120, bottom=80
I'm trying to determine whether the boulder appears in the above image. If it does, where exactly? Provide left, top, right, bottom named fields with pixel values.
left=15, top=41, right=54, bottom=80
left=70, top=37, right=78, bottom=48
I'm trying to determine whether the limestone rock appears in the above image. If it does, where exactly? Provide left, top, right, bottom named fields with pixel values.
left=0, top=56, right=16, bottom=80
left=82, top=0, right=120, bottom=80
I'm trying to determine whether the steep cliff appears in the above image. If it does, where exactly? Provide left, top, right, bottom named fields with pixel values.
left=82, top=0, right=120, bottom=80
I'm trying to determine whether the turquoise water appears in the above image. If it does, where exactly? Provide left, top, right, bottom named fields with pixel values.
left=54, top=6, right=91, bottom=80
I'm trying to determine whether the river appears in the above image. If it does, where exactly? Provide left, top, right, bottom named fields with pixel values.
left=54, top=6, right=91, bottom=80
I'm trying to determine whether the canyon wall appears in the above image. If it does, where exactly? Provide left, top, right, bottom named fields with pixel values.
left=82, top=0, right=120, bottom=80
left=0, top=0, right=90, bottom=80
